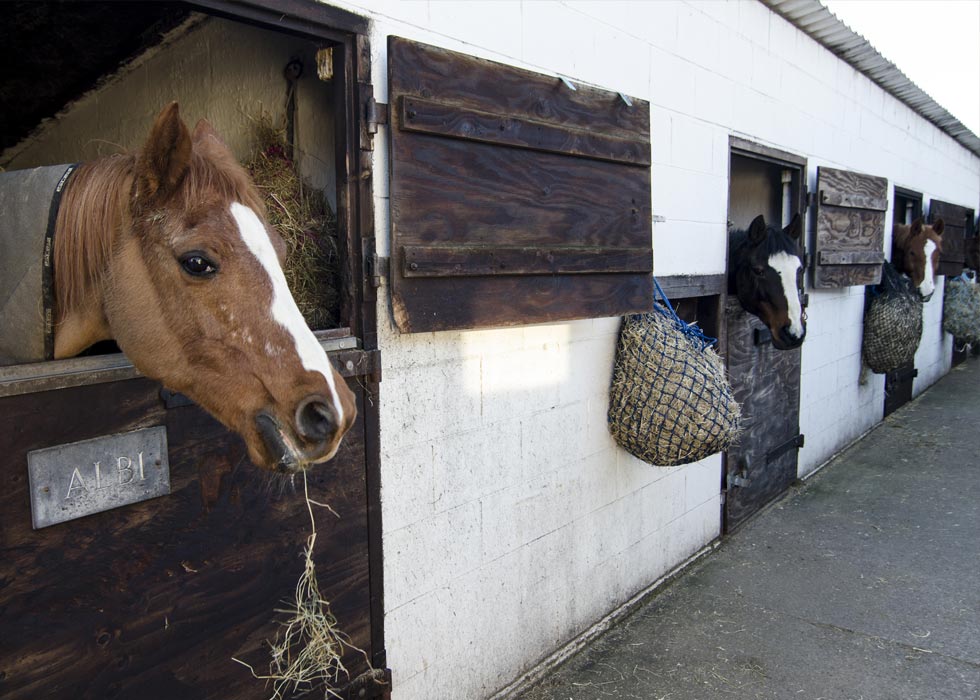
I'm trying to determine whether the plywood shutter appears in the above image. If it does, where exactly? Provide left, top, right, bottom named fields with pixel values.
left=929, top=200, right=975, bottom=276
left=812, top=166, right=887, bottom=288
left=387, top=37, right=652, bottom=332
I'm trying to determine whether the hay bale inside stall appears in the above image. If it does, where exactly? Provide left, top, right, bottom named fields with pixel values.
left=246, top=118, right=340, bottom=330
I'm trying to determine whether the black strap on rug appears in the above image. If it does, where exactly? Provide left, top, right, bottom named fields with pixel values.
left=41, top=163, right=79, bottom=360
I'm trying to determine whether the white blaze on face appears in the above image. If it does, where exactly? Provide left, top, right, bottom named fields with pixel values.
left=920, top=238, right=937, bottom=298
left=230, top=203, right=344, bottom=423
left=769, top=251, right=804, bottom=339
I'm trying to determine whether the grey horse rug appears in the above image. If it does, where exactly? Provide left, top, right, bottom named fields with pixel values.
left=0, top=164, right=77, bottom=366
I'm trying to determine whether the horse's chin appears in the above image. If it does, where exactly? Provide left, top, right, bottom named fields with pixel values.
left=254, top=412, right=337, bottom=473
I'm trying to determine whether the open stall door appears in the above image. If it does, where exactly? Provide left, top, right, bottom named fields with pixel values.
left=386, top=36, right=653, bottom=333
left=0, top=2, right=387, bottom=698
left=884, top=187, right=924, bottom=416
left=930, top=200, right=977, bottom=367
left=724, top=140, right=806, bottom=532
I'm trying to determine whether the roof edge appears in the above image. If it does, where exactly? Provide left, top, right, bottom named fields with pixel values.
left=760, top=0, right=980, bottom=158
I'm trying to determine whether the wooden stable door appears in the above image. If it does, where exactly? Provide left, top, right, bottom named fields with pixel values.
left=723, top=298, right=803, bottom=530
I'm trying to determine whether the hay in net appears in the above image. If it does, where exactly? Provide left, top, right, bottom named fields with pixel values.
left=245, top=116, right=340, bottom=330
left=943, top=275, right=980, bottom=346
left=233, top=472, right=369, bottom=700
left=608, top=309, right=740, bottom=467
left=862, top=263, right=923, bottom=374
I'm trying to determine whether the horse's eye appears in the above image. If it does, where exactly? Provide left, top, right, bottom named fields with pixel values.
left=752, top=266, right=766, bottom=276
left=179, top=253, right=218, bottom=277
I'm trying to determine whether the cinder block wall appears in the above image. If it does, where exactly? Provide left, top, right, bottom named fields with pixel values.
left=327, top=1, right=980, bottom=698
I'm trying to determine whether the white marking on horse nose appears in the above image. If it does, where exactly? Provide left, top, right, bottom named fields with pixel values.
left=769, top=251, right=804, bottom=338
left=230, top=203, right=344, bottom=425
left=920, top=239, right=937, bottom=298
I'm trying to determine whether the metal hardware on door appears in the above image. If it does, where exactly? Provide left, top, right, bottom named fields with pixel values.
left=160, top=388, right=194, bottom=409
left=728, top=457, right=751, bottom=489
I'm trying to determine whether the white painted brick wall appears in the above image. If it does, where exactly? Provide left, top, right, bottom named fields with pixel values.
left=314, top=1, right=980, bottom=697
left=6, top=2, right=973, bottom=698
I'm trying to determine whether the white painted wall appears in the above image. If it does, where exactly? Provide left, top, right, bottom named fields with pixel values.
left=5, top=3, right=977, bottom=699
left=319, top=1, right=979, bottom=698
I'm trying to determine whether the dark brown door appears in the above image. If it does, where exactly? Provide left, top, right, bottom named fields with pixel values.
left=725, top=141, right=806, bottom=531
left=724, top=298, right=803, bottom=530
left=0, top=2, right=387, bottom=699
left=930, top=200, right=977, bottom=367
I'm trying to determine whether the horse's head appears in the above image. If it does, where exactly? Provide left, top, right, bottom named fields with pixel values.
left=893, top=218, right=943, bottom=301
left=107, top=103, right=356, bottom=472
left=730, top=214, right=806, bottom=350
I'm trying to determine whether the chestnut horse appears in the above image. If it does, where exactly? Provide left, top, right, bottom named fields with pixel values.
left=49, top=103, right=355, bottom=472
left=729, top=213, right=807, bottom=350
left=892, top=218, right=943, bottom=301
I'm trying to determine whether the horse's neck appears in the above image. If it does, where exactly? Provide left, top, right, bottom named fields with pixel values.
left=53, top=156, right=135, bottom=357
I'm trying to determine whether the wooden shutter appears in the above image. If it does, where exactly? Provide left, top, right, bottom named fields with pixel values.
left=387, top=37, right=652, bottom=332
left=929, top=200, right=975, bottom=276
left=812, top=166, right=887, bottom=288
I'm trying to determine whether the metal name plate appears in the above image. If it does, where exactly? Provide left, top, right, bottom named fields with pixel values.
left=27, top=426, right=170, bottom=529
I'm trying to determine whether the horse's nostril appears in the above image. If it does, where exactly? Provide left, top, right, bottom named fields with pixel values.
left=295, top=396, right=336, bottom=442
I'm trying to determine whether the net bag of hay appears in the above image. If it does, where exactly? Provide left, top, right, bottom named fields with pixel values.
left=608, top=281, right=740, bottom=466
left=943, top=271, right=980, bottom=346
left=862, top=261, right=923, bottom=374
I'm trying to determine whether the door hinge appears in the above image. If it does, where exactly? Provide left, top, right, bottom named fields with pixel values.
left=765, top=433, right=805, bottom=464
left=366, top=253, right=389, bottom=289
left=360, top=83, right=389, bottom=152
left=334, top=667, right=392, bottom=700
left=806, top=189, right=816, bottom=211
left=727, top=457, right=751, bottom=489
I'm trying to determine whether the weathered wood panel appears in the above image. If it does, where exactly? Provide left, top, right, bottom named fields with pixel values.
left=0, top=375, right=375, bottom=700
left=724, top=296, right=802, bottom=530
left=388, top=36, right=652, bottom=332
left=884, top=364, right=917, bottom=417
left=813, top=167, right=888, bottom=288
left=929, top=199, right=974, bottom=277
left=401, top=245, right=651, bottom=277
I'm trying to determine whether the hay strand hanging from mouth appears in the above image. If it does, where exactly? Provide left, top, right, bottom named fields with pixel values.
left=233, top=472, right=368, bottom=700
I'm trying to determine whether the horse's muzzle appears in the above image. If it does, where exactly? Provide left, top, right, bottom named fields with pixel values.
left=773, top=325, right=806, bottom=350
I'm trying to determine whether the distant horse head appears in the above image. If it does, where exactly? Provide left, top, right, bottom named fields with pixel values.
left=729, top=214, right=806, bottom=350
left=892, top=218, right=943, bottom=301
left=54, top=103, right=356, bottom=472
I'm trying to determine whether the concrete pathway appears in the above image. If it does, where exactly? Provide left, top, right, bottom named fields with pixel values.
left=519, top=359, right=980, bottom=700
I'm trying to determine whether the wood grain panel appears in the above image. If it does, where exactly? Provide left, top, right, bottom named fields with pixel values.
left=0, top=376, right=374, bottom=700
left=929, top=199, right=974, bottom=276
left=814, top=166, right=888, bottom=288
left=399, top=96, right=650, bottom=166
left=388, top=36, right=652, bottom=332
left=724, top=296, right=801, bottom=531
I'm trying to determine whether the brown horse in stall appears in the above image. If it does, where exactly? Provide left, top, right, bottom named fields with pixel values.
left=892, top=217, right=943, bottom=300
left=728, top=213, right=807, bottom=350
left=34, top=103, right=354, bottom=472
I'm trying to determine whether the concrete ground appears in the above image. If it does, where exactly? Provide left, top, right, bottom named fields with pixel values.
left=519, top=358, right=980, bottom=700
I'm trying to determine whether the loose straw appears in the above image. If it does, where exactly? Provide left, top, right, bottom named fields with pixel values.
left=234, top=472, right=368, bottom=700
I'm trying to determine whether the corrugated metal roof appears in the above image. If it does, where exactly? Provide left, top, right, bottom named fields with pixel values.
left=761, top=0, right=980, bottom=157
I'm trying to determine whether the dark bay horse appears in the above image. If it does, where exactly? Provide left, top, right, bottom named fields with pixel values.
left=892, top=217, right=943, bottom=300
left=729, top=214, right=806, bottom=350
left=50, top=103, right=355, bottom=472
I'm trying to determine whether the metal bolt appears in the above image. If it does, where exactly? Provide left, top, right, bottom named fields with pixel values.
left=345, top=360, right=355, bottom=372
left=408, top=109, right=417, bottom=119
left=409, top=262, right=419, bottom=271
left=42, top=486, right=50, bottom=493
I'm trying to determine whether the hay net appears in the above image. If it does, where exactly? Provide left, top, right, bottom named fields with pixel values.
left=943, top=271, right=980, bottom=347
left=862, top=262, right=923, bottom=374
left=608, top=280, right=740, bottom=467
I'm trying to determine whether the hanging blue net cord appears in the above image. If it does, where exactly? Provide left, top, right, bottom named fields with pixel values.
left=609, top=278, right=739, bottom=467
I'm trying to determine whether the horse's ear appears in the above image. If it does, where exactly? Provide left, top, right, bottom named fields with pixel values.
left=932, top=218, right=944, bottom=236
left=783, top=212, right=802, bottom=240
left=192, top=118, right=226, bottom=146
left=137, top=102, right=191, bottom=202
left=910, top=218, right=924, bottom=236
left=748, top=215, right=767, bottom=245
